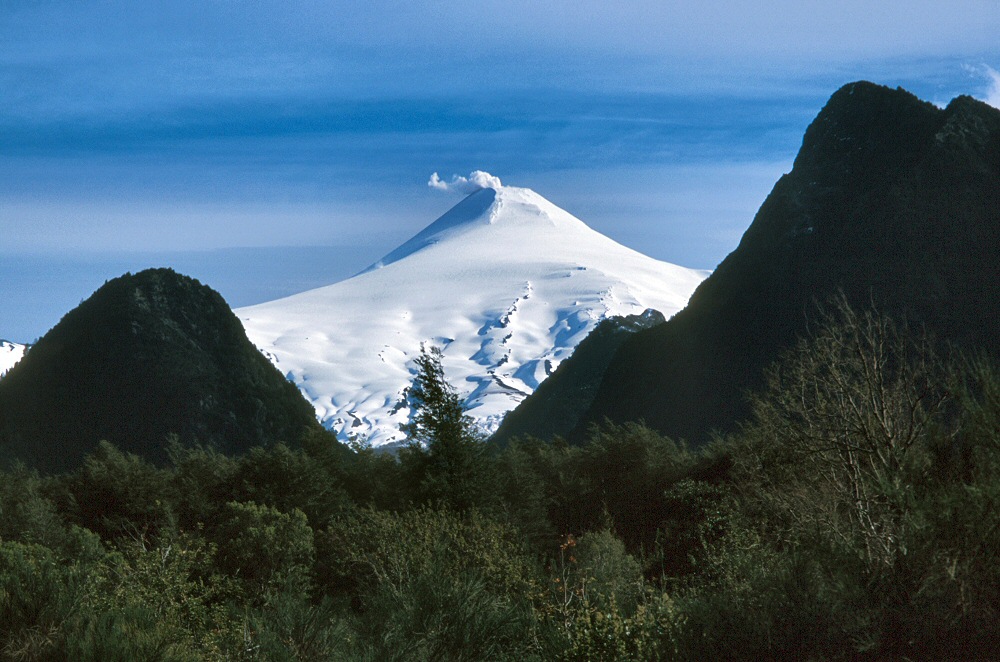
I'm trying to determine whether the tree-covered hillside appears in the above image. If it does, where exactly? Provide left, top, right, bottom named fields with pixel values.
left=0, top=268, right=321, bottom=472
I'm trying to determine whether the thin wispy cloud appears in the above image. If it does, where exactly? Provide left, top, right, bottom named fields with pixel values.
left=984, top=66, right=1000, bottom=109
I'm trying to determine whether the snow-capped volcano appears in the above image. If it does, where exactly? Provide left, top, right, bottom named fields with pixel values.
left=237, top=182, right=708, bottom=447
left=0, top=340, right=25, bottom=378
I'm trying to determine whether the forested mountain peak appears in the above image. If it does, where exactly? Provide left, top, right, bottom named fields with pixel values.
left=0, top=268, right=319, bottom=471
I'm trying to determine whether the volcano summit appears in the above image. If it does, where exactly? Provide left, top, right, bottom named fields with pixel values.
left=237, top=179, right=708, bottom=447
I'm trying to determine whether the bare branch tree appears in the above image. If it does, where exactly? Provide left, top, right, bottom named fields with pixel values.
left=739, top=295, right=950, bottom=567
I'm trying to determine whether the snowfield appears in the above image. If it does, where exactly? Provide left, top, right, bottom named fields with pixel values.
left=0, top=340, right=25, bottom=378
left=237, top=183, right=708, bottom=447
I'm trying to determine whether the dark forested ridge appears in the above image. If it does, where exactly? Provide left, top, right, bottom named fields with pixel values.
left=0, top=268, right=320, bottom=472
left=520, top=82, right=1000, bottom=445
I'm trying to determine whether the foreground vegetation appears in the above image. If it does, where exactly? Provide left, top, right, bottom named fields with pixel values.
left=2, top=301, right=1000, bottom=660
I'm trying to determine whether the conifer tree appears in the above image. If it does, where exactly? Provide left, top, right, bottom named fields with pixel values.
left=401, top=345, right=486, bottom=512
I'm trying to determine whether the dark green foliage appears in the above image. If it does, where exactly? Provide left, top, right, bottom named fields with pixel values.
left=357, top=562, right=542, bottom=662
left=491, top=436, right=560, bottom=549
left=321, top=506, right=537, bottom=603
left=0, top=464, right=104, bottom=562
left=570, top=529, right=644, bottom=613
left=402, top=346, right=476, bottom=450
left=168, top=432, right=371, bottom=531
left=400, top=345, right=494, bottom=512
left=61, top=441, right=176, bottom=542
left=734, top=298, right=950, bottom=569
left=244, top=591, right=351, bottom=661
left=167, top=441, right=240, bottom=531
left=77, top=534, right=240, bottom=659
left=664, top=303, right=1000, bottom=659
left=496, top=422, right=697, bottom=560
left=325, top=433, right=407, bottom=511
left=0, top=268, right=320, bottom=471
left=212, top=500, right=315, bottom=602
left=63, top=609, right=195, bottom=662
left=0, top=540, right=84, bottom=659
left=652, top=477, right=728, bottom=580
left=575, top=423, right=694, bottom=555
left=323, top=507, right=545, bottom=661
left=511, top=83, right=1000, bottom=446
left=230, top=444, right=351, bottom=529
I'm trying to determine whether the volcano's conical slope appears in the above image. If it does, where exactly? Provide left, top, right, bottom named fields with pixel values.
left=238, top=185, right=708, bottom=447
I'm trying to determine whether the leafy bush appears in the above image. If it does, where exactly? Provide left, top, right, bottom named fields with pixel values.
left=62, top=441, right=175, bottom=541
left=0, top=540, right=83, bottom=660
left=78, top=533, right=240, bottom=659
left=212, top=501, right=315, bottom=602
left=357, top=561, right=542, bottom=662
left=321, top=506, right=536, bottom=602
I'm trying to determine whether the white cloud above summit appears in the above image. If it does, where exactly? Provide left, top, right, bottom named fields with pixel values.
left=429, top=171, right=503, bottom=194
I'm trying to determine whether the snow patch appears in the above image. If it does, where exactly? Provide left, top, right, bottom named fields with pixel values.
left=0, top=340, right=26, bottom=378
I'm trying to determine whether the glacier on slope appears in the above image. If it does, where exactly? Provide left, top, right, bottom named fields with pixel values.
left=237, top=183, right=709, bottom=448
left=0, top=340, right=25, bottom=378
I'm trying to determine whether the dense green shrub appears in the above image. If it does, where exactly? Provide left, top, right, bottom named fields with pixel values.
left=356, top=560, right=543, bottom=662
left=321, top=506, right=536, bottom=601
left=212, top=501, right=315, bottom=602
left=77, top=533, right=241, bottom=659
left=62, top=441, right=175, bottom=542
left=0, top=540, right=83, bottom=659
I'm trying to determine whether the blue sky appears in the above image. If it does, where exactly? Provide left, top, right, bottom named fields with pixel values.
left=3, top=1, right=1000, bottom=341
